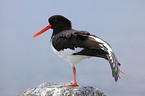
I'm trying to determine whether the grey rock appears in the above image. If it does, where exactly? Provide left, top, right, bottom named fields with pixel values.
left=19, top=82, right=108, bottom=96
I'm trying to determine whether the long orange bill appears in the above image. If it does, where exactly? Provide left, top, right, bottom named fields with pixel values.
left=32, top=24, right=51, bottom=38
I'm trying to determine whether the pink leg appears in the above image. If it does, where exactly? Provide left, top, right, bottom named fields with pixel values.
left=66, top=66, right=79, bottom=86
left=119, top=68, right=125, bottom=78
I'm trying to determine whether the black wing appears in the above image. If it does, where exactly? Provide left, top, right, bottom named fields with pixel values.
left=51, top=30, right=120, bottom=81
left=51, top=30, right=103, bottom=51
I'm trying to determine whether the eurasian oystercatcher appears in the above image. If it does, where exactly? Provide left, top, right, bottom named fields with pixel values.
left=32, top=15, right=124, bottom=86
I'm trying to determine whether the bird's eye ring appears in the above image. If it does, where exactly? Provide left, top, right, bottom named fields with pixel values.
left=53, top=19, right=57, bottom=22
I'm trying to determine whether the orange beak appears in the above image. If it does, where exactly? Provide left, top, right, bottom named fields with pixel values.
left=32, top=24, right=51, bottom=38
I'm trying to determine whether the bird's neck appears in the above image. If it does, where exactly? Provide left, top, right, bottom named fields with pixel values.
left=52, top=27, right=72, bottom=36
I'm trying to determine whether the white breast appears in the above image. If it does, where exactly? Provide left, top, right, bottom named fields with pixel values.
left=51, top=42, right=90, bottom=66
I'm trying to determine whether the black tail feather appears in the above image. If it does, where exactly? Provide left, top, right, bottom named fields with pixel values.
left=107, top=52, right=120, bottom=82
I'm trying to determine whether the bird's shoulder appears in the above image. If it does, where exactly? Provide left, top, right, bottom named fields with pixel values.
left=51, top=30, right=106, bottom=51
left=52, top=30, right=90, bottom=39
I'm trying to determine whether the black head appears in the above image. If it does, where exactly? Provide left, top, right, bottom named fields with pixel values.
left=48, top=15, right=72, bottom=33
left=32, top=15, right=72, bottom=38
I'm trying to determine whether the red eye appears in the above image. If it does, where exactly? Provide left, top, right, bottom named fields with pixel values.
left=53, top=19, right=57, bottom=22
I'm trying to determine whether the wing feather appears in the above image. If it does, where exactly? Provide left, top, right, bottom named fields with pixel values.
left=52, top=30, right=120, bottom=81
left=89, top=35, right=120, bottom=81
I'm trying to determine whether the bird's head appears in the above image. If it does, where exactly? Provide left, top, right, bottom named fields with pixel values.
left=32, top=15, right=72, bottom=38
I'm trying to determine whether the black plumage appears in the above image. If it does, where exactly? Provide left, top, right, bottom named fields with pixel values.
left=33, top=15, right=124, bottom=84
left=51, top=28, right=120, bottom=81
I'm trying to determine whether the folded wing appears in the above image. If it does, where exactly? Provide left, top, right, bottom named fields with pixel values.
left=72, top=31, right=120, bottom=81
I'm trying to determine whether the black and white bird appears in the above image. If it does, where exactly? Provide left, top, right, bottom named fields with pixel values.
left=32, top=15, right=124, bottom=86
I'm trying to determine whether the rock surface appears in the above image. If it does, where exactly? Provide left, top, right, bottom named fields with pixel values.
left=19, top=82, right=108, bottom=96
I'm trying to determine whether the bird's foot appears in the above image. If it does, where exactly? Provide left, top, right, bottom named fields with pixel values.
left=66, top=81, right=79, bottom=86
left=119, top=68, right=125, bottom=74
left=119, top=68, right=125, bottom=78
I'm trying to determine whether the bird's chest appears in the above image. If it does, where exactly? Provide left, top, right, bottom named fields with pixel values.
left=50, top=42, right=89, bottom=66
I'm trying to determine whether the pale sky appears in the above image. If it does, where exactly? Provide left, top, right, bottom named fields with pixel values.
left=0, top=0, right=145, bottom=96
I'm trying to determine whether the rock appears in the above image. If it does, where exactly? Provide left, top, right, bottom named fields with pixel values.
left=19, top=82, right=108, bottom=96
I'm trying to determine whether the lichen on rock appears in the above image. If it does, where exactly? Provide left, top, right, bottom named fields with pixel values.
left=19, top=82, right=108, bottom=96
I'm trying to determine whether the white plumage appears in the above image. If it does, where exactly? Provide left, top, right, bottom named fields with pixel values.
left=51, top=35, right=114, bottom=66
left=51, top=42, right=90, bottom=66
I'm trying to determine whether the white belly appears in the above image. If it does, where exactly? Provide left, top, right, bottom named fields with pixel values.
left=51, top=43, right=90, bottom=66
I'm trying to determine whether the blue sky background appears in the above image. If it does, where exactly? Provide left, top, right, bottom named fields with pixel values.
left=0, top=0, right=145, bottom=96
